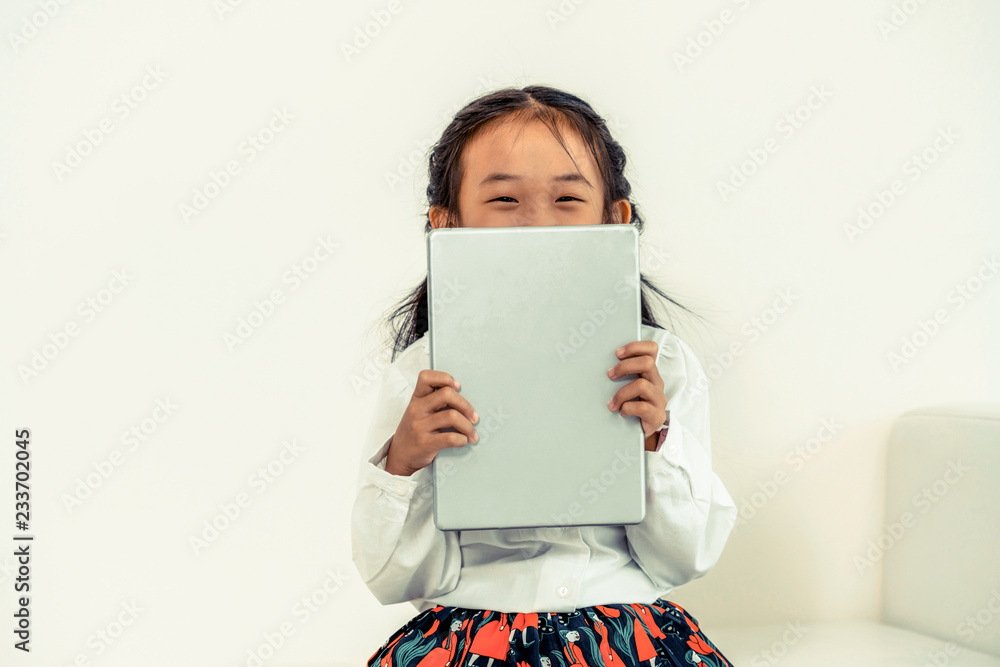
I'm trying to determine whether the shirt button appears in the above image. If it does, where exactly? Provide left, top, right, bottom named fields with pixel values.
left=393, top=480, right=408, bottom=494
left=557, top=585, right=569, bottom=598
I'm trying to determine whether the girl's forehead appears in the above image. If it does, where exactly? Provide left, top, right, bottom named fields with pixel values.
left=472, top=118, right=588, bottom=155
left=462, top=118, right=599, bottom=178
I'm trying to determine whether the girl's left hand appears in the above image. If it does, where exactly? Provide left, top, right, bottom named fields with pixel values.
left=606, top=341, right=667, bottom=443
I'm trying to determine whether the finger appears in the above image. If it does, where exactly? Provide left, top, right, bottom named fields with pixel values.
left=617, top=395, right=667, bottom=439
left=426, top=385, right=478, bottom=429
left=435, top=432, right=474, bottom=450
left=608, top=377, right=656, bottom=411
left=615, top=340, right=659, bottom=361
left=424, top=410, right=478, bottom=446
left=608, top=355, right=661, bottom=386
left=618, top=397, right=661, bottom=427
left=413, top=369, right=461, bottom=399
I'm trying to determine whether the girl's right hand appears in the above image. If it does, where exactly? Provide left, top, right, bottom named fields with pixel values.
left=384, top=370, right=479, bottom=477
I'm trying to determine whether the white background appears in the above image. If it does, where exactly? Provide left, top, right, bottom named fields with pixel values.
left=1, top=0, right=998, bottom=665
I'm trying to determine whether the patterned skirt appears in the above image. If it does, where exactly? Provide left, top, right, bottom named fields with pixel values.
left=367, top=597, right=733, bottom=666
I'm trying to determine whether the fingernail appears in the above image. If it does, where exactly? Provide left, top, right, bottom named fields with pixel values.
left=607, top=399, right=615, bottom=409
left=616, top=347, right=624, bottom=356
left=473, top=411, right=479, bottom=423
left=607, top=367, right=614, bottom=378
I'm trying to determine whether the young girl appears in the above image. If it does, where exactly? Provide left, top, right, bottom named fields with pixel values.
left=352, top=85, right=738, bottom=666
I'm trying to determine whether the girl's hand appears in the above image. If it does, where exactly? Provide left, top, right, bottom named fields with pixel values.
left=385, top=370, right=479, bottom=477
left=606, top=341, right=668, bottom=448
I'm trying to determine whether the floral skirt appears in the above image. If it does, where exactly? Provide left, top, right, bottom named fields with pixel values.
left=367, top=597, right=733, bottom=666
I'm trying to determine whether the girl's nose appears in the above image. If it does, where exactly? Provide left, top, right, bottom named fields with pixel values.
left=515, top=201, right=554, bottom=226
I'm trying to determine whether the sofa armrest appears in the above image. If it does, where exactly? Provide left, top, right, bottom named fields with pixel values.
left=882, top=403, right=1000, bottom=657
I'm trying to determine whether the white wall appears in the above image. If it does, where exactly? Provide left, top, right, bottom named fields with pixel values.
left=1, top=0, right=997, bottom=664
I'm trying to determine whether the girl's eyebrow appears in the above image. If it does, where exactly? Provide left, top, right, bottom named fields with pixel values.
left=478, top=172, right=594, bottom=188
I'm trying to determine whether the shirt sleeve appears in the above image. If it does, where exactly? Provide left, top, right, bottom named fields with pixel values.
left=350, top=357, right=463, bottom=606
left=624, top=332, right=738, bottom=590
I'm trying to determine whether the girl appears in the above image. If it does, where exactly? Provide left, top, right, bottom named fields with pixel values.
left=352, top=85, right=738, bottom=666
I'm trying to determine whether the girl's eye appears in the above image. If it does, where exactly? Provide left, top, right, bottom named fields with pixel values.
left=490, top=195, right=583, bottom=203
left=488, top=196, right=582, bottom=203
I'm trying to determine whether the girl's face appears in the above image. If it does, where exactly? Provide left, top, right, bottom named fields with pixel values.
left=430, top=119, right=631, bottom=229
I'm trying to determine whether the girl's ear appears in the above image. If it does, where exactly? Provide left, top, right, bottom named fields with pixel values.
left=613, top=199, right=632, bottom=225
left=429, top=205, right=449, bottom=229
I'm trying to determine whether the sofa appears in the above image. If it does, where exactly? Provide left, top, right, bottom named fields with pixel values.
left=706, top=404, right=1000, bottom=666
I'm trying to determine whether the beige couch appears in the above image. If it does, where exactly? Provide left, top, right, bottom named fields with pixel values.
left=708, top=404, right=1000, bottom=666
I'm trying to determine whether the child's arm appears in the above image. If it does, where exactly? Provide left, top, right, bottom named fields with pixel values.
left=623, top=332, right=738, bottom=589
left=350, top=360, right=462, bottom=605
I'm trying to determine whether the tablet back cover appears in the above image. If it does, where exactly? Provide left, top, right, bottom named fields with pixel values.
left=427, top=224, right=645, bottom=530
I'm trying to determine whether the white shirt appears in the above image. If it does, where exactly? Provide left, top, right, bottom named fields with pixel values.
left=350, top=324, right=737, bottom=614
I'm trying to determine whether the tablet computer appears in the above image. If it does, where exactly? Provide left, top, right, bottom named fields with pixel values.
left=427, top=224, right=645, bottom=530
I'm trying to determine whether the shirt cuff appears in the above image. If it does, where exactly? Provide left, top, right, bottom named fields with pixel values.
left=364, top=435, right=433, bottom=499
left=647, top=409, right=689, bottom=472
left=653, top=411, right=670, bottom=453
